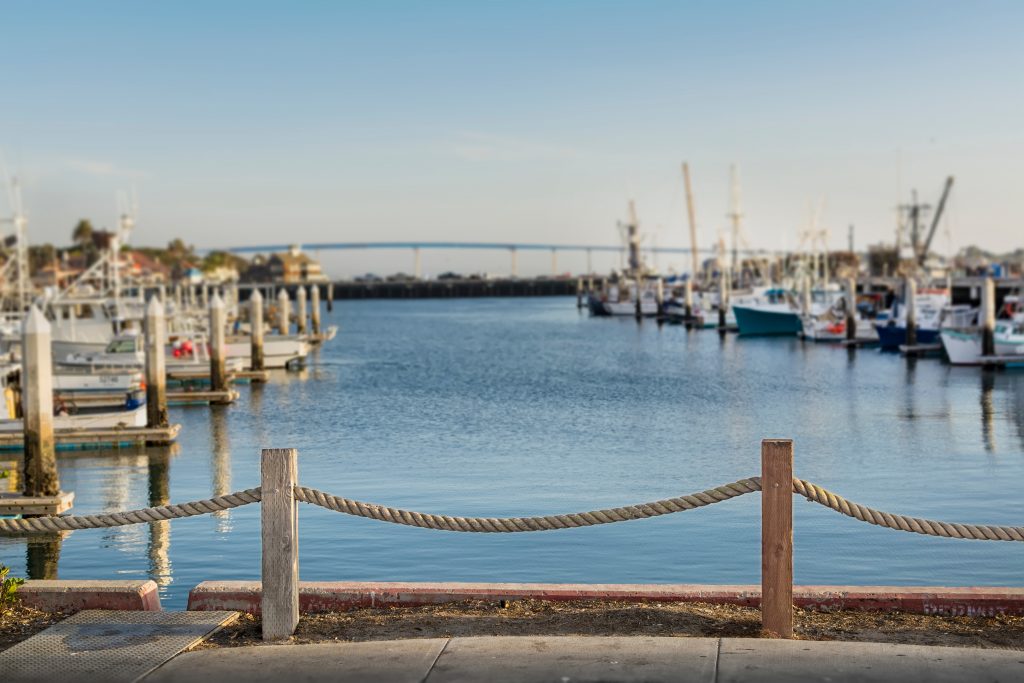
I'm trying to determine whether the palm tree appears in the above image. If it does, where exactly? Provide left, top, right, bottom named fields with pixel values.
left=72, top=220, right=93, bottom=248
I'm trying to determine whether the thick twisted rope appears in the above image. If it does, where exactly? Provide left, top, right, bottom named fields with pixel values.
left=293, top=478, right=764, bottom=532
left=0, top=488, right=262, bottom=534
left=793, top=479, right=1024, bottom=541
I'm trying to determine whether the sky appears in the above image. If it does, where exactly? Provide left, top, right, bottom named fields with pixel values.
left=2, top=1, right=1022, bottom=277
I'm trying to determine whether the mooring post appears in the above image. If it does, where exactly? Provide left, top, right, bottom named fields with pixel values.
left=22, top=307, right=59, bottom=497
left=200, top=284, right=209, bottom=309
left=845, top=277, right=857, bottom=341
left=326, top=282, right=334, bottom=312
left=261, top=447, right=299, bottom=641
left=655, top=278, right=664, bottom=315
left=800, top=274, right=811, bottom=315
left=144, top=297, right=169, bottom=429
left=250, top=289, right=265, bottom=371
left=209, top=293, right=227, bottom=393
left=981, top=275, right=995, bottom=357
left=296, top=286, right=308, bottom=335
left=905, top=278, right=917, bottom=348
left=718, top=271, right=727, bottom=330
left=310, top=285, right=321, bottom=335
left=634, top=281, right=643, bottom=322
left=576, top=278, right=583, bottom=309
left=761, top=438, right=794, bottom=639
left=277, top=289, right=290, bottom=336
left=684, top=278, right=694, bottom=320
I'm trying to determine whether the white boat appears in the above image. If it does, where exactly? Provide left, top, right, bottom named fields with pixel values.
left=588, top=283, right=660, bottom=317
left=225, top=335, right=309, bottom=369
left=53, top=368, right=144, bottom=393
left=0, top=404, right=147, bottom=432
left=940, top=319, right=1024, bottom=366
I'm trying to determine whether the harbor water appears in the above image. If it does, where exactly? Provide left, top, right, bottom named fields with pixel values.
left=2, top=297, right=1023, bottom=609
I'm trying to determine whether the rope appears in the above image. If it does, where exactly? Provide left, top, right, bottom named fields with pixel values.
left=0, top=488, right=262, bottom=534
left=793, top=479, right=1024, bottom=542
left=292, top=478, right=763, bottom=532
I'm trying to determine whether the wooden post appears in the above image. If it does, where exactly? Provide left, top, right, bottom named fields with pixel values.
left=655, top=278, right=664, bottom=314
left=981, top=276, right=995, bottom=357
left=684, top=279, right=694, bottom=319
left=718, top=272, right=727, bottom=329
left=144, top=297, right=169, bottom=429
left=296, top=286, right=308, bottom=334
left=905, top=278, right=917, bottom=347
left=310, top=285, right=321, bottom=335
left=800, top=275, right=811, bottom=315
left=845, top=277, right=857, bottom=341
left=261, top=447, right=299, bottom=641
left=761, top=439, right=793, bottom=639
left=250, top=289, right=265, bottom=371
left=634, top=281, right=643, bottom=321
left=22, top=307, right=59, bottom=497
left=277, top=289, right=290, bottom=336
left=200, top=284, right=209, bottom=309
left=326, top=282, right=334, bottom=312
left=209, top=293, right=227, bottom=393
left=576, top=278, right=583, bottom=309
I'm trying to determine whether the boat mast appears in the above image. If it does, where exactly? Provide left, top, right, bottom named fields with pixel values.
left=627, top=199, right=642, bottom=278
left=727, top=165, right=743, bottom=276
left=681, top=163, right=700, bottom=278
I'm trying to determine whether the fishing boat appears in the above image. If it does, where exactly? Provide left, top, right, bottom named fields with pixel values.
left=587, top=282, right=659, bottom=317
left=940, top=297, right=1024, bottom=365
left=731, top=288, right=803, bottom=336
left=224, top=334, right=309, bottom=369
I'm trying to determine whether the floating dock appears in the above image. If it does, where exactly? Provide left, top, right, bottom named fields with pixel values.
left=899, top=343, right=943, bottom=358
left=978, top=354, right=1024, bottom=368
left=0, top=491, right=74, bottom=516
left=0, top=424, right=181, bottom=451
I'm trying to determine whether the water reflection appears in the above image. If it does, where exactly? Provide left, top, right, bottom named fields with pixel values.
left=210, top=407, right=232, bottom=531
left=26, top=534, right=62, bottom=580
left=981, top=371, right=997, bottom=453
left=147, top=449, right=172, bottom=587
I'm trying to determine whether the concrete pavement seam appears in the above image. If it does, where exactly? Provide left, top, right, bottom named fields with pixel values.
left=712, top=638, right=721, bottom=683
left=420, top=637, right=452, bottom=683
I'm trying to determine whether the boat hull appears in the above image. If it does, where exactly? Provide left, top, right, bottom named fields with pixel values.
left=732, top=305, right=801, bottom=336
left=875, top=324, right=938, bottom=351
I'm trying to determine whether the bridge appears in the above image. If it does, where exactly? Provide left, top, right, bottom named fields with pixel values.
left=218, top=241, right=779, bottom=278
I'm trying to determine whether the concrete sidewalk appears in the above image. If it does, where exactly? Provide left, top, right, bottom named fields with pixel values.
left=144, top=636, right=1024, bottom=683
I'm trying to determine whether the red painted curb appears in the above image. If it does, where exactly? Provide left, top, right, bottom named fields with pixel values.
left=19, top=580, right=162, bottom=612
left=186, top=581, right=1024, bottom=617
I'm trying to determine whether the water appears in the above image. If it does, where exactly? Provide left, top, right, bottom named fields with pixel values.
left=2, top=297, right=1023, bottom=609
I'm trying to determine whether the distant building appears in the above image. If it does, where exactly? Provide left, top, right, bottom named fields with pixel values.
left=245, top=245, right=328, bottom=284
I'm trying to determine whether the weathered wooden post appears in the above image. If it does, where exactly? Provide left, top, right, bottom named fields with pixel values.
left=277, top=289, right=290, bottom=336
left=905, top=277, right=917, bottom=348
left=250, top=289, right=265, bottom=371
left=144, top=297, right=169, bottom=429
left=634, top=281, right=643, bottom=321
left=326, top=282, right=334, bottom=312
left=576, top=278, right=583, bottom=309
left=981, top=275, right=996, bottom=358
left=684, top=278, right=694, bottom=320
left=655, top=278, right=664, bottom=315
left=174, top=283, right=183, bottom=310
left=261, top=447, right=299, bottom=641
left=296, top=286, right=308, bottom=335
left=209, top=293, right=227, bottom=393
left=310, top=285, right=321, bottom=335
left=718, top=271, right=727, bottom=330
left=761, top=438, right=794, bottom=639
left=845, top=277, right=857, bottom=341
left=22, top=307, right=59, bottom=497
left=800, top=274, right=811, bottom=315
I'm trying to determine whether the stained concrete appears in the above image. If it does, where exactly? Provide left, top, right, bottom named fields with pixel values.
left=138, top=636, right=1024, bottom=683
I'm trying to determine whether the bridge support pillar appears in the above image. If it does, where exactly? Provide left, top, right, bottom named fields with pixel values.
left=510, top=247, right=518, bottom=279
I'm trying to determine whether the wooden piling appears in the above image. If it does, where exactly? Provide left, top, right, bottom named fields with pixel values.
left=310, top=285, right=321, bottom=335
left=981, top=276, right=995, bottom=357
left=800, top=275, right=811, bottom=315
left=261, top=447, right=299, bottom=641
left=905, top=278, right=917, bottom=348
left=576, top=278, right=583, bottom=309
left=277, top=289, right=290, bottom=336
left=845, top=278, right=857, bottom=341
left=250, top=289, right=265, bottom=371
left=209, top=293, right=227, bottom=394
left=761, top=438, right=794, bottom=639
left=326, top=282, right=334, bottom=312
left=655, top=278, right=664, bottom=314
left=718, top=272, right=727, bottom=329
left=684, top=279, right=693, bottom=319
left=22, top=307, right=59, bottom=497
left=144, top=297, right=169, bottom=429
left=296, top=286, right=308, bottom=334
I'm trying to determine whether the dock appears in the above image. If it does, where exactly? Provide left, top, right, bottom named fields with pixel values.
left=167, top=389, right=240, bottom=405
left=841, top=338, right=880, bottom=347
left=899, top=343, right=943, bottom=358
left=0, top=424, right=181, bottom=451
left=0, top=491, right=74, bottom=516
left=978, top=354, right=1024, bottom=367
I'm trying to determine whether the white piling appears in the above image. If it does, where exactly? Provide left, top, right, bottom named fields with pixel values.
left=310, top=285, right=321, bottom=335
left=905, top=278, right=917, bottom=347
left=250, top=290, right=265, bottom=371
left=296, top=287, right=307, bottom=334
left=209, top=294, right=227, bottom=392
left=982, top=276, right=996, bottom=357
left=277, top=289, right=290, bottom=336
left=22, top=308, right=59, bottom=497
left=144, top=297, right=168, bottom=428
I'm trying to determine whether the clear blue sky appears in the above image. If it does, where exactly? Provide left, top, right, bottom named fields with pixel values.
left=2, top=1, right=1022, bottom=276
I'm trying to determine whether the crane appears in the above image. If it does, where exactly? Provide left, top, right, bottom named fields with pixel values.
left=918, top=176, right=954, bottom=266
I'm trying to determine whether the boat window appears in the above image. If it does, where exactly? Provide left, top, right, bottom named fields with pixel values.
left=106, top=338, right=138, bottom=353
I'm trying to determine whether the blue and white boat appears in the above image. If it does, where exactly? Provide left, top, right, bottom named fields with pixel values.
left=874, top=291, right=975, bottom=350
left=732, top=287, right=840, bottom=337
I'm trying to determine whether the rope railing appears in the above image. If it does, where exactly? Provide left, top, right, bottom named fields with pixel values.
left=2, top=478, right=1021, bottom=541
left=2, top=443, right=1021, bottom=641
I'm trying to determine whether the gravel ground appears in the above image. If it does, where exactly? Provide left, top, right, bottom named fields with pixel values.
left=198, top=600, right=1024, bottom=650
left=0, top=605, right=67, bottom=653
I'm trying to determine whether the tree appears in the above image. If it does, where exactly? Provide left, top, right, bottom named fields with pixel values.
left=72, top=220, right=93, bottom=248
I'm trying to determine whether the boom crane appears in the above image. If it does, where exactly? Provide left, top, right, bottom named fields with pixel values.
left=919, top=176, right=954, bottom=266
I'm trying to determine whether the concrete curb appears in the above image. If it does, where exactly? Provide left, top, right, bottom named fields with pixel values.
left=19, top=580, right=162, bottom=612
left=186, top=581, right=1024, bottom=616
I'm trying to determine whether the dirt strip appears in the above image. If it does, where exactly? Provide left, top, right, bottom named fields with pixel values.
left=0, top=605, right=67, bottom=653
left=198, top=599, right=1024, bottom=650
